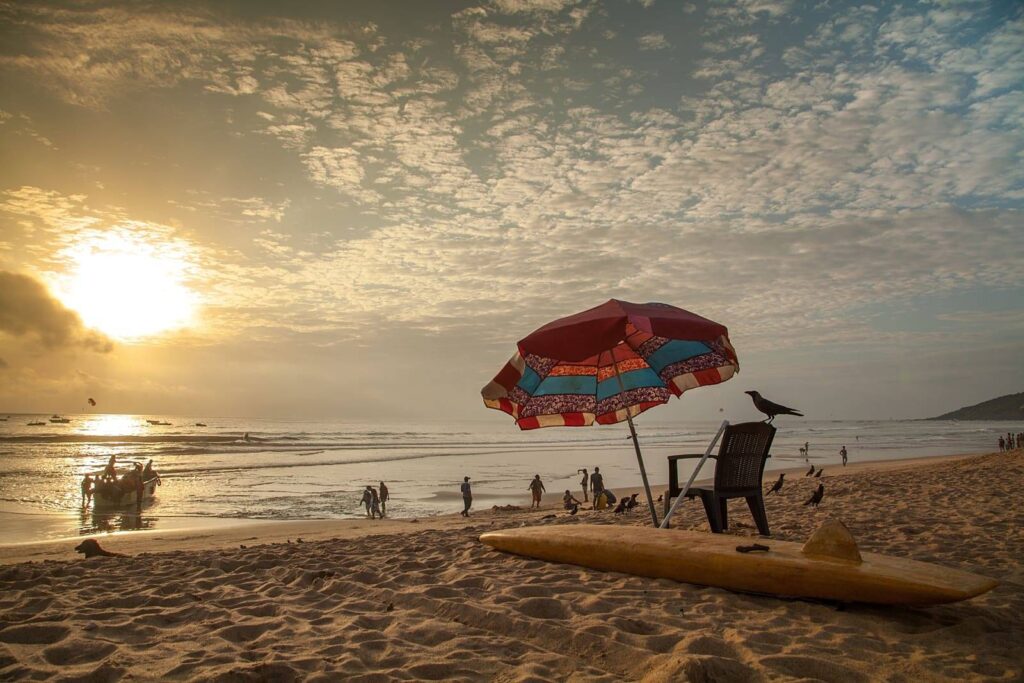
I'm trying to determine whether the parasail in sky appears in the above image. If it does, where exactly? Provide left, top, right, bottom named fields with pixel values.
left=87, top=398, right=96, bottom=406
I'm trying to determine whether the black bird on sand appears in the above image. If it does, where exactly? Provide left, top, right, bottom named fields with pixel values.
left=805, top=464, right=815, bottom=477
left=613, top=498, right=629, bottom=514
left=625, top=493, right=640, bottom=509
left=804, top=484, right=824, bottom=507
left=745, top=391, right=804, bottom=423
left=814, top=467, right=824, bottom=478
left=568, top=504, right=579, bottom=516
left=766, top=473, right=784, bottom=495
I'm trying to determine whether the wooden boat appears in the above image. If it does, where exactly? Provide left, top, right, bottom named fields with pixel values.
left=479, top=520, right=998, bottom=606
left=92, top=476, right=160, bottom=508
left=27, top=421, right=46, bottom=426
left=49, top=415, right=71, bottom=423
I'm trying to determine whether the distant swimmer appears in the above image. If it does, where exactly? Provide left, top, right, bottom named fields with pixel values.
left=766, top=473, right=784, bottom=495
left=804, top=484, right=824, bottom=507
left=744, top=390, right=804, bottom=423
left=243, top=432, right=251, bottom=442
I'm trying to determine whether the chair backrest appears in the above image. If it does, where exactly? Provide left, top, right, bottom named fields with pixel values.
left=713, top=422, right=776, bottom=494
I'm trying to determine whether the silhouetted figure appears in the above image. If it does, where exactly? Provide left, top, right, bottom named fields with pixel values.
left=360, top=486, right=373, bottom=517
left=460, top=476, right=472, bottom=517
left=805, top=464, right=815, bottom=477
left=590, top=467, right=605, bottom=499
left=814, top=467, right=824, bottom=478
left=577, top=468, right=589, bottom=502
left=81, top=474, right=93, bottom=507
left=528, top=474, right=546, bottom=509
left=744, top=390, right=804, bottom=423
left=804, top=484, right=824, bottom=507
left=766, top=473, right=784, bottom=495
left=840, top=446, right=848, bottom=466
left=379, top=481, right=389, bottom=516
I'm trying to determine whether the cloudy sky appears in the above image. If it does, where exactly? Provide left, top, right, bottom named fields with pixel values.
left=0, top=0, right=1021, bottom=422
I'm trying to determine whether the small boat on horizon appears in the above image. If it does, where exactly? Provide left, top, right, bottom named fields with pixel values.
left=195, top=422, right=207, bottom=427
left=146, top=420, right=172, bottom=426
left=49, top=415, right=71, bottom=423
left=27, top=421, right=46, bottom=426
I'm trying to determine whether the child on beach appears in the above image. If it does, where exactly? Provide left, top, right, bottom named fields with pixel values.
left=379, top=481, right=389, bottom=517
left=528, top=474, right=546, bottom=509
left=563, top=490, right=582, bottom=509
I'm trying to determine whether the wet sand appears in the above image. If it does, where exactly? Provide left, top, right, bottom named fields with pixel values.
left=0, top=450, right=1021, bottom=681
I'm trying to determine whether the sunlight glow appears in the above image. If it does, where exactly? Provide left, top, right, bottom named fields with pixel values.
left=56, top=229, right=199, bottom=341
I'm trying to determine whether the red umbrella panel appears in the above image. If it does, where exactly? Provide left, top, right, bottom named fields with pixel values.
left=482, top=322, right=737, bottom=430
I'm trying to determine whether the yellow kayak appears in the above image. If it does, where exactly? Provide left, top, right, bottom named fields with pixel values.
left=479, top=520, right=998, bottom=606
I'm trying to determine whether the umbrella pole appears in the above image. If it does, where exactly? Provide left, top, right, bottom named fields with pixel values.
left=613, top=362, right=659, bottom=527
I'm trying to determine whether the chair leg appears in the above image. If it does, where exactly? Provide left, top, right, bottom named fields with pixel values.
left=699, top=492, right=722, bottom=533
left=746, top=494, right=770, bottom=536
left=663, top=496, right=672, bottom=528
left=718, top=497, right=729, bottom=530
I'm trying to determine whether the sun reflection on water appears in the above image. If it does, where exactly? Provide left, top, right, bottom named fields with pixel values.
left=79, top=414, right=145, bottom=437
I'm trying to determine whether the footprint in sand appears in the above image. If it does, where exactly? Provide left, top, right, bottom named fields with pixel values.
left=0, top=624, right=69, bottom=645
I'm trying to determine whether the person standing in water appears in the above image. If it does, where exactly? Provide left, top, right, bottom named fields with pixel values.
left=528, top=474, right=546, bottom=509
left=379, top=481, right=389, bottom=517
left=460, top=476, right=472, bottom=517
left=577, top=468, right=589, bottom=502
left=360, top=486, right=373, bottom=517
left=369, top=486, right=382, bottom=520
left=840, top=446, right=848, bottom=466
left=81, top=474, right=93, bottom=507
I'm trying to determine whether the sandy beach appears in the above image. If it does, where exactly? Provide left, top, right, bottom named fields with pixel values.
left=1, top=450, right=1021, bottom=681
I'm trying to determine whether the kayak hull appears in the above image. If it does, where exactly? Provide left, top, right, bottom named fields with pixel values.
left=479, top=524, right=997, bottom=606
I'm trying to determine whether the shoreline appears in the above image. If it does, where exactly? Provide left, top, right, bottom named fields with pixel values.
left=0, top=449, right=984, bottom=566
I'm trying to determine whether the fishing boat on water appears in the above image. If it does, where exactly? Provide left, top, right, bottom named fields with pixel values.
left=91, top=463, right=162, bottom=508
left=49, top=415, right=71, bottom=423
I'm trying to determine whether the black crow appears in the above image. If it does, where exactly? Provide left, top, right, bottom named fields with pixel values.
left=766, top=473, right=784, bottom=495
left=568, top=503, right=579, bottom=516
left=804, top=484, right=824, bottom=507
left=745, top=391, right=804, bottom=423
left=814, top=467, right=824, bottom=478
left=625, top=493, right=639, bottom=509
left=613, top=498, right=628, bottom=514
left=805, top=464, right=815, bottom=477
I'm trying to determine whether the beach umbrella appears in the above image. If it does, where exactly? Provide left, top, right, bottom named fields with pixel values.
left=482, top=299, right=739, bottom=526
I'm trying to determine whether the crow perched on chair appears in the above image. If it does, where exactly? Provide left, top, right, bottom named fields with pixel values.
left=745, top=391, right=804, bottom=423
left=766, top=473, right=784, bottom=495
left=804, top=484, right=824, bottom=507
left=814, top=467, right=824, bottom=478
left=805, top=464, right=815, bottom=477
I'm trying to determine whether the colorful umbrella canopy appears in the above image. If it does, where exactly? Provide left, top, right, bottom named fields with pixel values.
left=482, top=299, right=738, bottom=430
left=482, top=299, right=739, bottom=526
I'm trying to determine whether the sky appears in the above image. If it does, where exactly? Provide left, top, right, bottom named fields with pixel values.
left=0, top=0, right=1022, bottom=422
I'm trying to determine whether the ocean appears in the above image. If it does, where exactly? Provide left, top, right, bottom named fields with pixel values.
left=0, top=413, right=1016, bottom=544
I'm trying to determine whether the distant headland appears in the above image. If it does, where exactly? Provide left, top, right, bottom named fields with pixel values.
left=929, top=392, right=1024, bottom=421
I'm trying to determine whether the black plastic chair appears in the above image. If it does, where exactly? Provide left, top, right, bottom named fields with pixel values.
left=664, top=422, right=776, bottom=535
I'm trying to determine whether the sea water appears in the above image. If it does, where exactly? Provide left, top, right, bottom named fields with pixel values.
left=0, top=413, right=1016, bottom=543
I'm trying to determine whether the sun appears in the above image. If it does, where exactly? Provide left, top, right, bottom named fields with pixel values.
left=56, top=229, right=199, bottom=341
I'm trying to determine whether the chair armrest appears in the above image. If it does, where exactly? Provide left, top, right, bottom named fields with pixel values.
left=667, top=454, right=718, bottom=461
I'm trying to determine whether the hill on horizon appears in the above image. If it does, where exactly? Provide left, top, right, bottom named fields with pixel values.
left=929, top=392, right=1024, bottom=421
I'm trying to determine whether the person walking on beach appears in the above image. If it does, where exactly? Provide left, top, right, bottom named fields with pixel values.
left=369, top=486, right=382, bottom=520
left=379, top=481, right=389, bottom=517
left=460, top=476, right=472, bottom=517
left=81, top=474, right=93, bottom=507
left=840, top=446, right=848, bottom=466
left=528, top=474, right=546, bottom=509
left=360, top=486, right=373, bottom=517
left=590, top=467, right=605, bottom=508
left=999, top=436, right=1005, bottom=452
left=577, top=468, right=589, bottom=502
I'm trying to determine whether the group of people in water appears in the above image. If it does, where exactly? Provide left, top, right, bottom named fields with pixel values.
left=359, top=482, right=389, bottom=519
left=998, top=432, right=1022, bottom=452
left=80, top=455, right=158, bottom=509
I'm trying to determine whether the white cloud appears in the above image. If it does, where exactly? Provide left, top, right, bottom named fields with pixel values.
left=637, top=33, right=669, bottom=51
